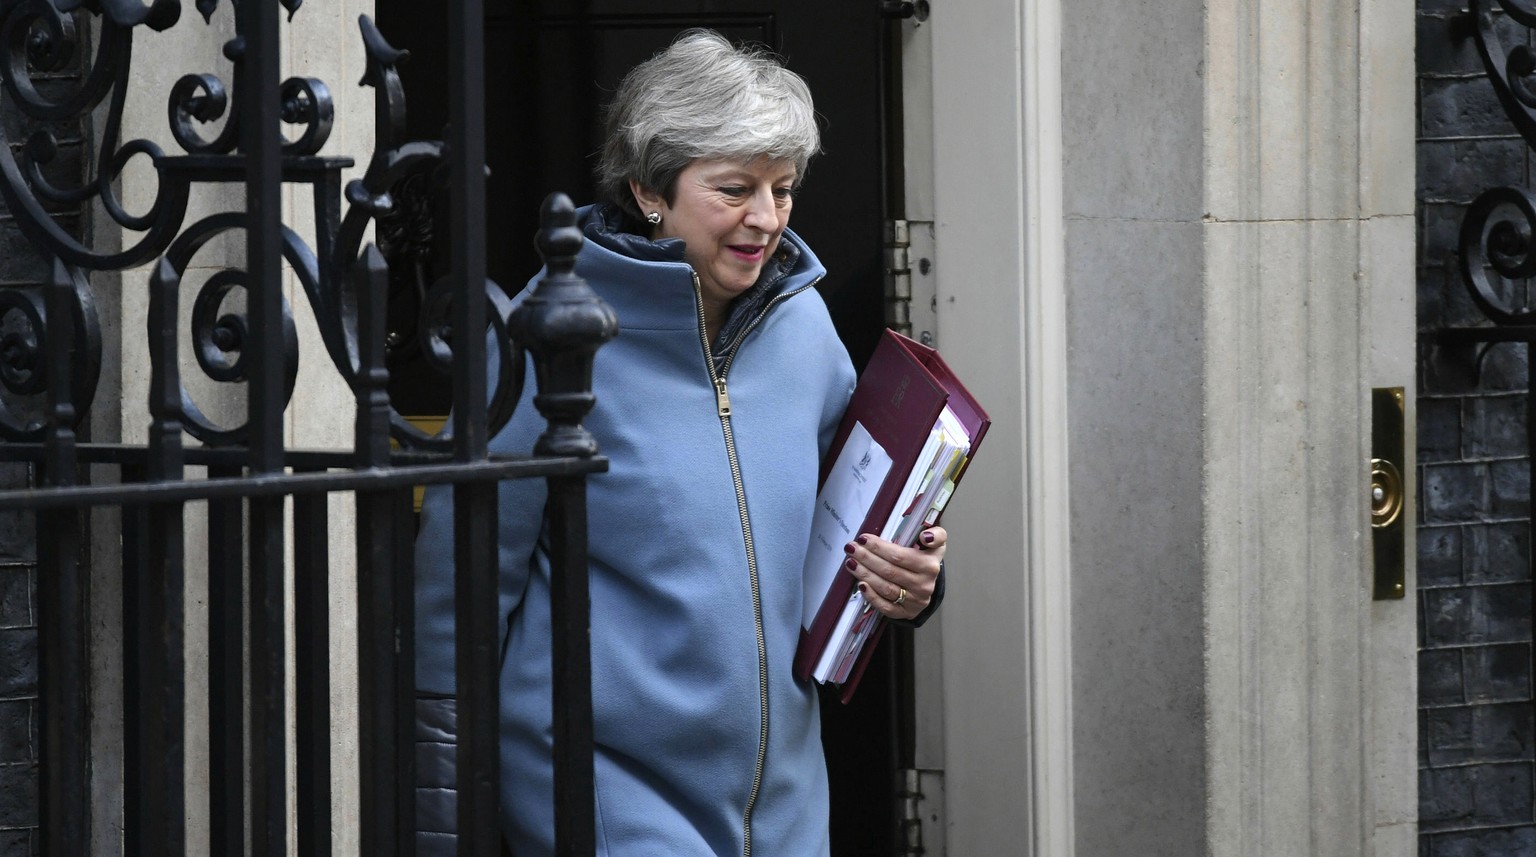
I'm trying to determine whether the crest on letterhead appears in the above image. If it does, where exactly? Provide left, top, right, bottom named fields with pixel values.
left=858, top=449, right=872, bottom=470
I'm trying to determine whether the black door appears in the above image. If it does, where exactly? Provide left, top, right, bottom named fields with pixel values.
left=376, top=3, right=909, bottom=853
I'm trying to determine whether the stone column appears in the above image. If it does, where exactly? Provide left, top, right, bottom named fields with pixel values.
left=1201, top=0, right=1417, bottom=852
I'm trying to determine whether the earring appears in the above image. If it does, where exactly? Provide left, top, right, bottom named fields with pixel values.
left=645, top=211, right=662, bottom=225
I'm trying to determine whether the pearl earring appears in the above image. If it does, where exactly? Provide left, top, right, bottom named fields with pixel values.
left=645, top=211, right=662, bottom=225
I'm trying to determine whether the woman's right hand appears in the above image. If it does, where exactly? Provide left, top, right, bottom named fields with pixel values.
left=841, top=526, right=946, bottom=622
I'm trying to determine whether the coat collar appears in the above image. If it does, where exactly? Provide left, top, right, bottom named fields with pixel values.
left=575, top=203, right=824, bottom=345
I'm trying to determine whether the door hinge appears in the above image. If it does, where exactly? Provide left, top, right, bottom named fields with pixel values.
left=885, top=219, right=913, bottom=335
left=887, top=220, right=938, bottom=347
left=896, top=768, right=945, bottom=856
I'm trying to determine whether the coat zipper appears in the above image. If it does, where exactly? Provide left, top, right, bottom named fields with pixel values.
left=691, top=271, right=821, bottom=857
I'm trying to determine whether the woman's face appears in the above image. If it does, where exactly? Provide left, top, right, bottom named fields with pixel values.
left=634, top=157, right=797, bottom=314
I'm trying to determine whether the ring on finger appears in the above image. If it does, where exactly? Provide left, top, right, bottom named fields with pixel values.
left=895, top=587, right=907, bottom=606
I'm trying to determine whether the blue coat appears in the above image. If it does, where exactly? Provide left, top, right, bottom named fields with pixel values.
left=414, top=205, right=856, bottom=855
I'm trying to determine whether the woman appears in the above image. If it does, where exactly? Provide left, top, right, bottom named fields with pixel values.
left=415, top=29, right=947, bottom=856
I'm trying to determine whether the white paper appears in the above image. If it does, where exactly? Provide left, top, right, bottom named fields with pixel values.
left=813, top=591, right=868, bottom=681
left=884, top=406, right=971, bottom=546
left=817, top=406, right=974, bottom=685
left=801, top=422, right=892, bottom=631
left=878, top=425, right=945, bottom=541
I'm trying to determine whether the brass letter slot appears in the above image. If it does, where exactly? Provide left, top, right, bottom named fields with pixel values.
left=1371, top=387, right=1406, bottom=600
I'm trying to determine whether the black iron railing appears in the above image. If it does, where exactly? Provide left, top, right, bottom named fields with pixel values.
left=0, top=0, right=614, bottom=855
left=1436, top=7, right=1536, bottom=559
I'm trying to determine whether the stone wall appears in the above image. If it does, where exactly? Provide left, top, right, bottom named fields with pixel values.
left=1417, top=2, right=1536, bottom=853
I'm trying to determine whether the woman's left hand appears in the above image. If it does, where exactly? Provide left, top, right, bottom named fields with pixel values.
left=843, top=527, right=946, bottom=622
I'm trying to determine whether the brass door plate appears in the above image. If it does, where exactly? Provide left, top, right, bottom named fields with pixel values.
left=1371, top=387, right=1406, bottom=600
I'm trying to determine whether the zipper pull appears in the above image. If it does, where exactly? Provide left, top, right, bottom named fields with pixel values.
left=715, top=378, right=732, bottom=417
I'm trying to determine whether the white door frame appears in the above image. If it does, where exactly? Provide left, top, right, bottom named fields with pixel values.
left=906, top=0, right=1075, bottom=853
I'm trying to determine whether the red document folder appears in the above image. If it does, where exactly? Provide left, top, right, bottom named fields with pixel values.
left=794, top=329, right=990, bottom=702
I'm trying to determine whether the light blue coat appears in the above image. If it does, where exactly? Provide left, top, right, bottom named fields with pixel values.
left=414, top=206, right=856, bottom=856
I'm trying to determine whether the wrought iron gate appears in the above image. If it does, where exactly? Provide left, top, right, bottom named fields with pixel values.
left=0, top=0, right=613, bottom=855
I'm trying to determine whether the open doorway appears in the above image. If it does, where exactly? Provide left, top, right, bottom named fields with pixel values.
left=374, top=3, right=914, bottom=853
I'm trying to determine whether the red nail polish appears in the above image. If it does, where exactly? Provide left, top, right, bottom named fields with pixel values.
left=857, top=582, right=867, bottom=594
left=921, top=531, right=935, bottom=545
left=845, top=558, right=858, bottom=571
left=856, top=535, right=869, bottom=546
left=843, top=542, right=856, bottom=555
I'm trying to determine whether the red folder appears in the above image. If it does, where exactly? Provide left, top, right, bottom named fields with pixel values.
left=794, top=329, right=990, bottom=702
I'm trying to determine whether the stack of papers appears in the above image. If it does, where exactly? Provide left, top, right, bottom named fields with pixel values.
left=801, top=406, right=972, bottom=684
left=794, top=329, right=990, bottom=701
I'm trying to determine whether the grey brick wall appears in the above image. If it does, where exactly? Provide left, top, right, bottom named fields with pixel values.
left=0, top=12, right=91, bottom=855
left=1418, top=4, right=1536, bottom=855
left=0, top=501, right=36, bottom=857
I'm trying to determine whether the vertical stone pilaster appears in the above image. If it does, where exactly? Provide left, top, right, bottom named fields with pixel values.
left=1201, top=0, right=1417, bottom=853
left=1053, top=0, right=1417, bottom=852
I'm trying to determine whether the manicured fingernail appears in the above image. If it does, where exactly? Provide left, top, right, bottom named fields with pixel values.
left=843, top=542, right=856, bottom=555
left=857, top=582, right=868, bottom=594
left=845, top=558, right=858, bottom=571
left=856, top=535, right=869, bottom=545
left=921, top=531, right=935, bottom=545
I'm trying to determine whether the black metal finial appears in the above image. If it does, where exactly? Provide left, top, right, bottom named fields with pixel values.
left=353, top=15, right=411, bottom=189
left=352, top=243, right=392, bottom=467
left=94, top=0, right=182, bottom=32
left=511, top=193, right=618, bottom=458
left=535, top=193, right=582, bottom=277
left=358, top=15, right=409, bottom=70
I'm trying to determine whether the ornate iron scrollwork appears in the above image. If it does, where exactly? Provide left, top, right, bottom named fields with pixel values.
left=1473, top=0, right=1536, bottom=140
left=0, top=0, right=545, bottom=449
left=1450, top=0, right=1536, bottom=337
left=0, top=262, right=99, bottom=440
left=3, top=4, right=615, bottom=854
left=1459, top=185, right=1536, bottom=324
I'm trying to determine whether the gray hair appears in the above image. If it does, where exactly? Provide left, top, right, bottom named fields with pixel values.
left=596, top=29, right=821, bottom=219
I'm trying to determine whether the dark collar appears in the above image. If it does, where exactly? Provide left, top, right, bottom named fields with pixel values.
left=583, top=203, right=807, bottom=363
